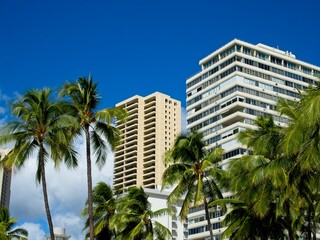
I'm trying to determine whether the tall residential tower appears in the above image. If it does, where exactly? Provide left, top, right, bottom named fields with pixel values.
left=113, top=92, right=181, bottom=191
left=186, top=39, right=320, bottom=240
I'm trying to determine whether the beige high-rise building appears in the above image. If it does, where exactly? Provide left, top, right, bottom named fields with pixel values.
left=113, top=92, right=181, bottom=191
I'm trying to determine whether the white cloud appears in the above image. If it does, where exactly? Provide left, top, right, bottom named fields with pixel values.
left=53, top=213, right=84, bottom=239
left=10, top=140, right=115, bottom=238
left=16, top=222, right=46, bottom=240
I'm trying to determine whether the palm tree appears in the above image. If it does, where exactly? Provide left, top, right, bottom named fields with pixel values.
left=277, top=92, right=320, bottom=240
left=162, top=131, right=224, bottom=240
left=82, top=182, right=116, bottom=240
left=0, top=89, right=77, bottom=240
left=226, top=115, right=305, bottom=239
left=212, top=197, right=287, bottom=240
left=110, top=187, right=173, bottom=240
left=0, top=207, right=28, bottom=240
left=59, top=76, right=127, bottom=240
left=221, top=154, right=299, bottom=240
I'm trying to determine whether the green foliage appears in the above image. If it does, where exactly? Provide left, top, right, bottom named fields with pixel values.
left=0, top=88, right=78, bottom=239
left=82, top=182, right=116, bottom=240
left=0, top=206, right=28, bottom=240
left=82, top=180, right=173, bottom=240
left=60, top=75, right=127, bottom=240
left=221, top=83, right=320, bottom=239
left=162, top=131, right=224, bottom=239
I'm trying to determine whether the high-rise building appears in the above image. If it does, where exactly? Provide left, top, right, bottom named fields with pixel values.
left=0, top=149, right=12, bottom=209
left=186, top=39, right=320, bottom=239
left=145, top=188, right=188, bottom=240
left=45, top=227, right=71, bottom=240
left=113, top=92, right=181, bottom=191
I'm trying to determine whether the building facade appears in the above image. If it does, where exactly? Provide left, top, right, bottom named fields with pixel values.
left=145, top=188, right=188, bottom=240
left=0, top=149, right=12, bottom=209
left=186, top=39, right=320, bottom=239
left=113, top=92, right=181, bottom=191
left=45, top=227, right=71, bottom=240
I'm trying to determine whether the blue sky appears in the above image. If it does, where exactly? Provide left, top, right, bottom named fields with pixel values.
left=1, top=0, right=320, bottom=239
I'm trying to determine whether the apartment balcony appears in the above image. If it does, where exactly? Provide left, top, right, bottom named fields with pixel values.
left=116, top=123, right=125, bottom=131
left=125, top=130, right=138, bottom=139
left=144, top=98, right=156, bottom=107
left=113, top=172, right=123, bottom=181
left=125, top=144, right=137, bottom=153
left=143, top=164, right=155, bottom=173
left=127, top=112, right=138, bottom=122
left=115, top=151, right=125, bottom=159
left=113, top=178, right=123, bottom=185
left=143, top=153, right=155, bottom=162
left=124, top=156, right=137, bottom=165
left=144, top=117, right=156, bottom=126
left=144, top=110, right=156, bottom=119
left=144, top=135, right=155, bottom=142
left=124, top=177, right=136, bottom=187
left=126, top=119, right=139, bottom=127
left=144, top=144, right=156, bottom=153
left=115, top=149, right=125, bottom=157
left=127, top=107, right=138, bottom=115
left=124, top=168, right=137, bottom=177
left=124, top=161, right=137, bottom=170
left=144, top=121, right=156, bottom=130
left=144, top=138, right=155, bottom=145
left=220, top=104, right=245, bottom=118
left=143, top=165, right=155, bottom=174
left=114, top=162, right=125, bottom=171
left=144, top=106, right=156, bottom=115
left=144, top=132, right=155, bottom=141
left=143, top=171, right=155, bottom=179
left=220, top=112, right=247, bottom=128
left=125, top=100, right=138, bottom=109
left=143, top=179, right=155, bottom=187
left=114, top=175, right=123, bottom=185
left=144, top=128, right=154, bottom=136
left=126, top=124, right=138, bottom=133
left=113, top=167, right=123, bottom=177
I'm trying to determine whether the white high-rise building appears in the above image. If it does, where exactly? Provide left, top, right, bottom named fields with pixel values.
left=144, top=188, right=188, bottom=240
left=186, top=39, right=320, bottom=239
left=45, top=227, right=70, bottom=240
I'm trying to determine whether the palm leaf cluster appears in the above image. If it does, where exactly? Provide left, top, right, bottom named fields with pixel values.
left=0, top=76, right=126, bottom=240
left=162, top=131, right=225, bottom=240
left=0, top=207, right=28, bottom=240
left=219, top=83, right=320, bottom=240
left=82, top=183, right=173, bottom=240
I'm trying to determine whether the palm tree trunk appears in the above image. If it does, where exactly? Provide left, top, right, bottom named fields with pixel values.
left=203, top=198, right=214, bottom=240
left=85, top=125, right=94, bottom=240
left=40, top=143, right=55, bottom=240
left=284, top=201, right=294, bottom=240
left=311, top=208, right=317, bottom=240
left=307, top=206, right=312, bottom=240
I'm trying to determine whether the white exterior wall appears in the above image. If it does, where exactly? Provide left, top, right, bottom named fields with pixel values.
left=186, top=39, right=320, bottom=239
left=144, top=188, right=188, bottom=240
